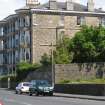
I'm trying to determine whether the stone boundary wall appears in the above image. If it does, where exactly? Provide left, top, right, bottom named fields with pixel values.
left=25, top=65, right=52, bottom=84
left=55, top=63, right=105, bottom=83
left=55, top=84, right=105, bottom=96
left=1, top=63, right=105, bottom=89
left=20, top=63, right=105, bottom=84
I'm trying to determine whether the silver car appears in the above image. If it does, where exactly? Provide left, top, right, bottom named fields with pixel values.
left=15, top=82, right=30, bottom=94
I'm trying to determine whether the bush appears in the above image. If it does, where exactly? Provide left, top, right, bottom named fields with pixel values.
left=16, top=62, right=41, bottom=82
left=40, top=53, right=51, bottom=66
left=60, top=79, right=70, bottom=84
left=59, top=78, right=105, bottom=84
left=54, top=37, right=73, bottom=64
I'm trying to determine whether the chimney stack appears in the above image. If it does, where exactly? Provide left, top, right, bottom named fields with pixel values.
left=26, top=0, right=39, bottom=7
left=49, top=0, right=57, bottom=10
left=87, top=0, right=94, bottom=12
left=66, top=0, right=74, bottom=11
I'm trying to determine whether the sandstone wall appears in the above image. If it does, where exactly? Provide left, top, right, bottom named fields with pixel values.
left=31, top=14, right=59, bottom=63
left=55, top=63, right=105, bottom=83
left=31, top=13, right=100, bottom=63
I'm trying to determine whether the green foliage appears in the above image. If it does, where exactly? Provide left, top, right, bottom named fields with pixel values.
left=54, top=37, right=73, bottom=64
left=16, top=62, right=41, bottom=82
left=44, top=26, right=105, bottom=64
left=17, top=62, right=40, bottom=71
left=70, top=26, right=105, bottom=63
left=60, top=79, right=70, bottom=84
left=59, top=78, right=105, bottom=84
left=40, top=53, right=51, bottom=66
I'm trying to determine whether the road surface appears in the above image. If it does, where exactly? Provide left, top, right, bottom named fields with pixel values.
left=0, top=89, right=105, bottom=105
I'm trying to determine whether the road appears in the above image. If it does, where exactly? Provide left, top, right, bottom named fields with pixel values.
left=0, top=89, right=105, bottom=105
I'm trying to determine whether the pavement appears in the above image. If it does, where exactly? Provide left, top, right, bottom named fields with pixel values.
left=54, top=93, right=105, bottom=101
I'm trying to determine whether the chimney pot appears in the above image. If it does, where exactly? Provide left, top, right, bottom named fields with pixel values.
left=66, top=0, right=74, bottom=11
left=87, top=0, right=94, bottom=12
left=49, top=0, right=57, bottom=10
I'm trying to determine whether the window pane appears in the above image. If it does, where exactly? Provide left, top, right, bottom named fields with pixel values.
left=25, top=16, right=30, bottom=27
left=77, top=16, right=85, bottom=25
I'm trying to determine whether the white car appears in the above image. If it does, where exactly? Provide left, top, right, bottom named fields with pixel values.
left=15, top=82, right=30, bottom=94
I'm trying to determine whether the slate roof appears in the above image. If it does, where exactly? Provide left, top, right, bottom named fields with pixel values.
left=16, top=2, right=105, bottom=13
left=2, top=1, right=105, bottom=21
left=37, top=2, right=88, bottom=11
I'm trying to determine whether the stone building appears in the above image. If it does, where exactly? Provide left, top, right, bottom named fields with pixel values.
left=0, top=0, right=105, bottom=75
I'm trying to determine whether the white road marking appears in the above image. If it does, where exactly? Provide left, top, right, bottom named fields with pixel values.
left=22, top=102, right=32, bottom=105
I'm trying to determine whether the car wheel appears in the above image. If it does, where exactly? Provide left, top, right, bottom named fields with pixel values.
left=49, top=92, right=53, bottom=96
left=18, top=90, right=22, bottom=95
left=43, top=93, right=46, bottom=96
left=15, top=90, right=18, bottom=94
left=35, top=91, right=39, bottom=96
left=29, top=92, right=32, bottom=96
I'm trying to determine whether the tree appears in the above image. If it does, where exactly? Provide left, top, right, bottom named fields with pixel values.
left=70, top=26, right=105, bottom=63
left=40, top=53, right=51, bottom=66
left=54, top=37, right=73, bottom=64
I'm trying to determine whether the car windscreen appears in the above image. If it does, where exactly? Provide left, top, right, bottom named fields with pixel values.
left=38, top=81, right=50, bottom=86
left=23, top=83, right=30, bottom=86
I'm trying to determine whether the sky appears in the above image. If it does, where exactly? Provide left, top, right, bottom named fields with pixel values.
left=0, top=0, right=105, bottom=20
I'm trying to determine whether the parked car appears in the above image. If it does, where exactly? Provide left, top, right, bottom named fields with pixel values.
left=15, top=82, right=30, bottom=94
left=29, top=80, right=54, bottom=96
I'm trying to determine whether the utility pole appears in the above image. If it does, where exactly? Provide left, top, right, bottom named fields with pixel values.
left=8, top=77, right=10, bottom=89
left=51, top=42, right=54, bottom=87
left=8, top=69, right=10, bottom=89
